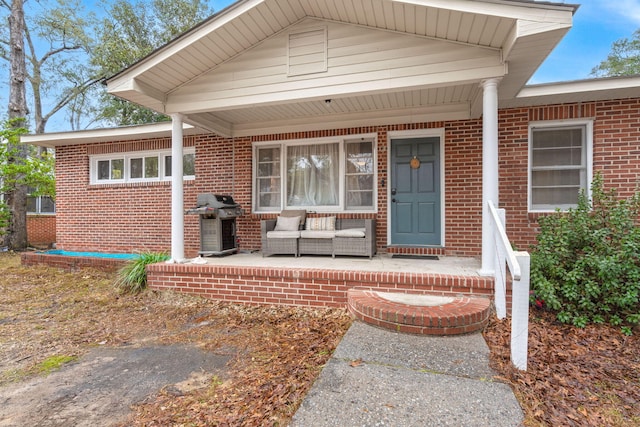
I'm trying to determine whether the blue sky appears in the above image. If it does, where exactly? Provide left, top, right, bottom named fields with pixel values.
left=530, top=0, right=640, bottom=83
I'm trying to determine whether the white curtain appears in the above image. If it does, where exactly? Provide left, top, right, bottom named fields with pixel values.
left=287, top=143, right=339, bottom=206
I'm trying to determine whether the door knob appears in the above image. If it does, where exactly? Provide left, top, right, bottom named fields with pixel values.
left=392, top=198, right=396, bottom=203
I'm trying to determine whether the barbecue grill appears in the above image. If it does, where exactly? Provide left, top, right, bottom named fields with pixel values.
left=186, top=194, right=243, bottom=256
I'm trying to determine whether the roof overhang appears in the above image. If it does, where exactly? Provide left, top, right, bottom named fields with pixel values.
left=21, top=122, right=198, bottom=148
left=105, top=0, right=577, bottom=137
left=502, top=75, right=640, bottom=108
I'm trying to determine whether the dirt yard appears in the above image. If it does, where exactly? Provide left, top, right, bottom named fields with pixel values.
left=1, top=252, right=639, bottom=426
left=0, top=252, right=351, bottom=426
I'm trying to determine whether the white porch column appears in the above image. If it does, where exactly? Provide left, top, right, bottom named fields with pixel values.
left=480, top=78, right=500, bottom=276
left=170, top=113, right=185, bottom=262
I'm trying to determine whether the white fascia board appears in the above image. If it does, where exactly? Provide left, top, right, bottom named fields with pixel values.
left=231, top=103, right=470, bottom=137
left=20, top=122, right=196, bottom=148
left=106, top=0, right=262, bottom=87
left=519, top=77, right=640, bottom=98
left=394, top=0, right=577, bottom=21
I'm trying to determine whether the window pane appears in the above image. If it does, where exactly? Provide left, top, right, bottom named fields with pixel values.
left=111, top=159, right=124, bottom=179
left=145, top=156, right=158, bottom=178
left=165, top=154, right=195, bottom=177
left=41, top=197, right=55, bottom=213
left=257, top=147, right=281, bottom=210
left=98, top=160, right=110, bottom=180
left=287, top=143, right=339, bottom=206
left=26, top=196, right=37, bottom=213
left=130, top=158, right=143, bottom=179
left=345, top=141, right=374, bottom=209
left=532, top=170, right=581, bottom=187
left=165, top=156, right=172, bottom=177
left=532, top=187, right=581, bottom=206
left=345, top=141, right=373, bottom=174
left=183, top=153, right=195, bottom=176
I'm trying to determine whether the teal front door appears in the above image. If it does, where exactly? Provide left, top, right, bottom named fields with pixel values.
left=390, top=137, right=441, bottom=246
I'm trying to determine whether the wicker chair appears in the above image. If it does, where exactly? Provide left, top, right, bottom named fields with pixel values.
left=261, top=210, right=306, bottom=257
left=332, top=219, right=376, bottom=259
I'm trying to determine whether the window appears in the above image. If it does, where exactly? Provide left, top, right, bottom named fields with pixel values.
left=345, top=140, right=374, bottom=209
left=165, top=153, right=195, bottom=177
left=91, top=149, right=195, bottom=184
left=27, top=195, right=55, bottom=214
left=254, top=136, right=376, bottom=212
left=529, top=121, right=592, bottom=211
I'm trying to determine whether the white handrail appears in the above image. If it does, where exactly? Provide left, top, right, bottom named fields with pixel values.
left=487, top=200, right=529, bottom=371
left=488, top=201, right=520, bottom=280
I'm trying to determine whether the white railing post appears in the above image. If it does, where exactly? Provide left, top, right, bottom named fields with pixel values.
left=487, top=201, right=529, bottom=370
left=511, top=252, right=530, bottom=371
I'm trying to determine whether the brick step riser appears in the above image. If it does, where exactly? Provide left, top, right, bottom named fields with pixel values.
left=347, top=289, right=491, bottom=336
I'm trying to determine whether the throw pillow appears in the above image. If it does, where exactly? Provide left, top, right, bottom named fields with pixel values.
left=305, top=216, right=336, bottom=231
left=274, top=215, right=301, bottom=231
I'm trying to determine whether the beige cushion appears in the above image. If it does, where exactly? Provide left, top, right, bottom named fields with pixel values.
left=306, top=216, right=336, bottom=231
left=280, top=209, right=307, bottom=225
left=274, top=215, right=301, bottom=231
left=300, top=230, right=335, bottom=239
left=334, top=228, right=366, bottom=238
left=267, top=230, right=301, bottom=239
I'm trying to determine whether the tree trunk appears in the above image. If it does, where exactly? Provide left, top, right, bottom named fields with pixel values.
left=4, top=0, right=29, bottom=250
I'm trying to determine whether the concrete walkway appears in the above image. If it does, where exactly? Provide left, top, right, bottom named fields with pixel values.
left=291, top=321, right=523, bottom=427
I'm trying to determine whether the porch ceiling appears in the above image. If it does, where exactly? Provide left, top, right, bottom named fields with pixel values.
left=106, top=0, right=577, bottom=137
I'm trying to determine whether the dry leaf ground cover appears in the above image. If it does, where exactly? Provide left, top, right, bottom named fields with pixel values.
left=2, top=251, right=639, bottom=426
left=484, top=312, right=640, bottom=427
left=0, top=252, right=351, bottom=426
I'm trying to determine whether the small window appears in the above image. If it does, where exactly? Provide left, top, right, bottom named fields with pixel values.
left=130, top=156, right=159, bottom=179
left=256, top=147, right=281, bottom=210
left=97, top=158, right=124, bottom=181
left=27, top=187, right=55, bottom=214
left=345, top=140, right=374, bottom=210
left=91, top=149, right=195, bottom=184
left=165, top=153, right=195, bottom=177
left=529, top=121, right=592, bottom=211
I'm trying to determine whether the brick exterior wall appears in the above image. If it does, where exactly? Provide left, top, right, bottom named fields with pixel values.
left=27, top=215, right=56, bottom=247
left=53, top=98, right=640, bottom=257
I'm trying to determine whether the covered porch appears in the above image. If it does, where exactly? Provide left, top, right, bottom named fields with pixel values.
left=105, top=0, right=576, bottom=275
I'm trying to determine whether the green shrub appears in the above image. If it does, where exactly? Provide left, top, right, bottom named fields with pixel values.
left=531, top=173, right=640, bottom=334
left=115, top=251, right=169, bottom=294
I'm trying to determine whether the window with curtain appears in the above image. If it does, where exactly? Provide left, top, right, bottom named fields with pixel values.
left=287, top=143, right=339, bottom=207
left=254, top=137, right=376, bottom=212
left=529, top=123, right=590, bottom=211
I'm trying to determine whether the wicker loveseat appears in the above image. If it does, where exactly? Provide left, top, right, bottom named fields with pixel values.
left=261, top=212, right=376, bottom=259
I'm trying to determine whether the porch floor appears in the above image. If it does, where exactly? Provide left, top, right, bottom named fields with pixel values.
left=187, top=251, right=482, bottom=276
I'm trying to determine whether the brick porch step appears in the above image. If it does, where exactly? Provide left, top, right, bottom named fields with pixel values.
left=347, top=289, right=491, bottom=335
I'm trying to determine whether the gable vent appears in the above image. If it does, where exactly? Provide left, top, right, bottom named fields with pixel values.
left=288, top=27, right=327, bottom=77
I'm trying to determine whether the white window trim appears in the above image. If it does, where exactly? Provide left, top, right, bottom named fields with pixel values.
left=252, top=134, right=378, bottom=214
left=528, top=119, right=593, bottom=212
left=90, top=148, right=195, bottom=185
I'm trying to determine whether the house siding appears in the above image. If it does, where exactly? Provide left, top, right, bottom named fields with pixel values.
left=53, top=98, right=640, bottom=257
